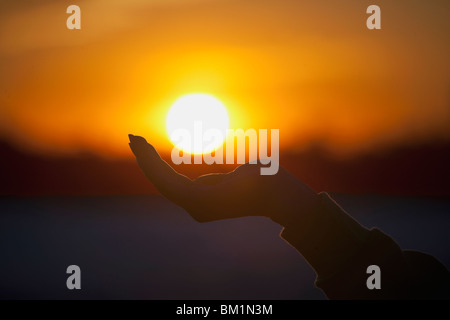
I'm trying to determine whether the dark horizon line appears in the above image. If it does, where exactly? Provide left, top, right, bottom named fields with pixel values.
left=1, top=138, right=449, bottom=197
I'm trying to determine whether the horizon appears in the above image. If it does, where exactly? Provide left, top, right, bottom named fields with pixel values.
left=2, top=137, right=449, bottom=196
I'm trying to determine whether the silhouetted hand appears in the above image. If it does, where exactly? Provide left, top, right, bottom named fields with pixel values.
left=128, top=134, right=319, bottom=226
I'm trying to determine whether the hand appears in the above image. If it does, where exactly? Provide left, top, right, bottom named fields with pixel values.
left=128, top=134, right=319, bottom=226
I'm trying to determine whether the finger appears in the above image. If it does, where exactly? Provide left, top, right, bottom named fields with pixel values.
left=128, top=134, right=148, bottom=144
left=128, top=134, right=201, bottom=205
left=129, top=136, right=159, bottom=161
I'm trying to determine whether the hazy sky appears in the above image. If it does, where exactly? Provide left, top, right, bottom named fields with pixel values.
left=1, top=0, right=449, bottom=157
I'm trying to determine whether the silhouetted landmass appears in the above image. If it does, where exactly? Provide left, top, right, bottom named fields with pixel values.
left=0, top=141, right=156, bottom=196
left=282, top=141, right=450, bottom=196
left=1, top=140, right=449, bottom=196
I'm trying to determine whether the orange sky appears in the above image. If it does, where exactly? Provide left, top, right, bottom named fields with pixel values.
left=0, top=0, right=449, bottom=158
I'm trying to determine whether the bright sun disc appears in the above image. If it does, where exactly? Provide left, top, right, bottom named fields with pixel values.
left=166, top=93, right=229, bottom=154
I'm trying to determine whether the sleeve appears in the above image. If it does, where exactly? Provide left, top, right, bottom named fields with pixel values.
left=280, top=192, right=450, bottom=299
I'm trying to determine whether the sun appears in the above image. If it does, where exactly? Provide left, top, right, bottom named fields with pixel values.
left=166, top=93, right=230, bottom=154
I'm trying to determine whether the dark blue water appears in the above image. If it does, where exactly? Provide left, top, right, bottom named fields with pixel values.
left=0, top=194, right=449, bottom=299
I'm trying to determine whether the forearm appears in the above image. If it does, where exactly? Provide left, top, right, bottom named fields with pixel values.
left=280, top=192, right=411, bottom=299
left=281, top=192, right=371, bottom=280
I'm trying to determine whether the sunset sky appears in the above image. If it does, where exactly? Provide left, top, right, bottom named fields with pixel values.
left=1, top=0, right=449, bottom=158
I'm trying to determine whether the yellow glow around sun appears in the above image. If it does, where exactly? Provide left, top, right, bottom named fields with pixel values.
left=166, top=93, right=230, bottom=154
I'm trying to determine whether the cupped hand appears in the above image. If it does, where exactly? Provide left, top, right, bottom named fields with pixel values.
left=128, top=134, right=318, bottom=226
